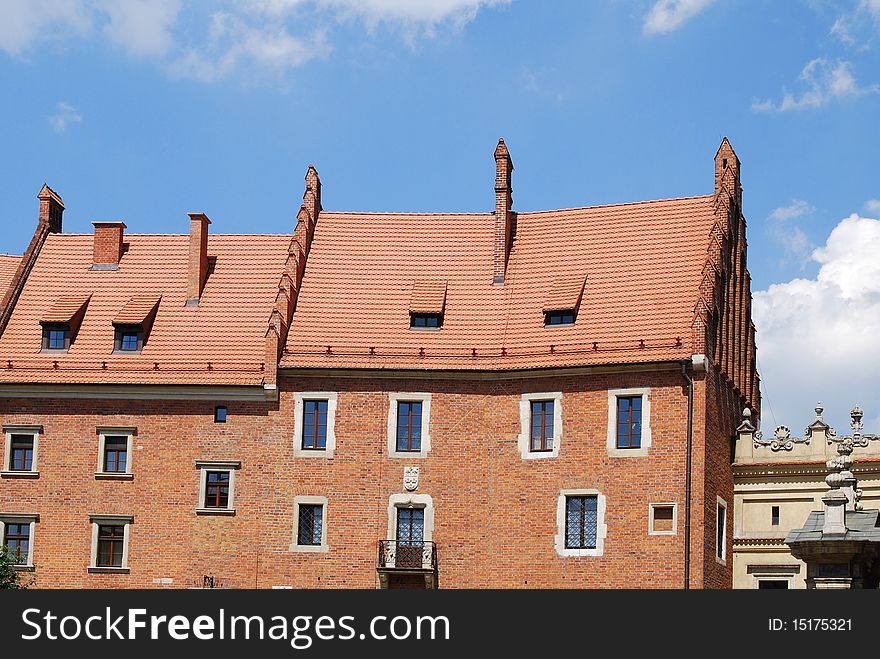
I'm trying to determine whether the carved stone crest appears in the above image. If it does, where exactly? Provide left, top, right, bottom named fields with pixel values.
left=404, top=466, right=419, bottom=491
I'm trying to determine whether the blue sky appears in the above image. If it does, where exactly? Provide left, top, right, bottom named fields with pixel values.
left=1, top=0, right=880, bottom=432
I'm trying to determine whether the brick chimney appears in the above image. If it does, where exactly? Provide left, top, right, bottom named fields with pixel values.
left=186, top=212, right=211, bottom=306
left=37, top=184, right=64, bottom=233
left=493, top=138, right=514, bottom=284
left=91, top=221, right=126, bottom=269
left=714, top=137, right=741, bottom=206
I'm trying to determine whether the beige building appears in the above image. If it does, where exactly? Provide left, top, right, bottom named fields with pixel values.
left=733, top=405, right=880, bottom=588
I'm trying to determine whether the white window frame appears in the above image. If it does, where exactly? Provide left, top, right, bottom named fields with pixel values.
left=293, top=392, right=338, bottom=458
left=95, top=427, right=135, bottom=479
left=716, top=496, right=728, bottom=565
left=196, top=460, right=240, bottom=515
left=290, top=495, right=330, bottom=552
left=384, top=493, right=435, bottom=569
left=387, top=393, right=432, bottom=458
left=0, top=513, right=39, bottom=569
left=606, top=387, right=652, bottom=457
left=747, top=564, right=800, bottom=589
left=648, top=502, right=678, bottom=536
left=555, top=489, right=607, bottom=557
left=517, top=392, right=563, bottom=459
left=2, top=425, right=41, bottom=477
left=88, top=514, right=133, bottom=573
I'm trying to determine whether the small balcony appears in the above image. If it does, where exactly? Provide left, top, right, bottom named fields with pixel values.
left=377, top=540, right=438, bottom=589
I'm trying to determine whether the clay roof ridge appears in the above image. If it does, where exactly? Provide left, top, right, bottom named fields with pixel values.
left=321, top=211, right=493, bottom=217
left=517, top=194, right=714, bottom=215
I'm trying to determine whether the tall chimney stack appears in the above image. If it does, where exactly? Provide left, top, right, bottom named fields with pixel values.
left=37, top=184, right=64, bottom=233
left=186, top=212, right=211, bottom=306
left=493, top=138, right=514, bottom=284
left=91, top=221, right=126, bottom=269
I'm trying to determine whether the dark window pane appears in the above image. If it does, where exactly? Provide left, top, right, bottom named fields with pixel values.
left=616, top=396, right=643, bottom=449
left=565, top=495, right=598, bottom=549
left=96, top=525, right=125, bottom=567
left=214, top=406, right=227, bottom=423
left=10, top=435, right=34, bottom=471
left=298, top=504, right=324, bottom=546
left=302, top=399, right=329, bottom=450
left=205, top=471, right=231, bottom=508
left=4, top=523, right=30, bottom=564
left=396, top=401, right=423, bottom=452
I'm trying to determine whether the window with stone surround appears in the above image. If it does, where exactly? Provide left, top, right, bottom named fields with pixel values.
left=2, top=426, right=41, bottom=477
left=387, top=393, right=431, bottom=458
left=606, top=388, right=652, bottom=457
left=291, top=496, right=329, bottom=552
left=0, top=514, right=38, bottom=568
left=196, top=461, right=240, bottom=515
left=88, top=514, right=132, bottom=573
left=555, top=489, right=607, bottom=557
left=293, top=393, right=337, bottom=458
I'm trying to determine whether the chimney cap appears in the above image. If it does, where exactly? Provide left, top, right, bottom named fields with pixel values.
left=494, top=137, right=510, bottom=158
left=91, top=221, right=127, bottom=229
left=187, top=212, right=211, bottom=225
left=37, top=183, right=65, bottom=208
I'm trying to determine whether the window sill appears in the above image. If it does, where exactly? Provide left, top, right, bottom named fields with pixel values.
left=606, top=447, right=649, bottom=458
left=196, top=508, right=236, bottom=516
left=0, top=470, right=39, bottom=479
left=95, top=472, right=134, bottom=480
left=388, top=450, right=429, bottom=459
left=13, top=564, right=35, bottom=572
left=288, top=544, right=331, bottom=553
left=88, top=566, right=130, bottom=574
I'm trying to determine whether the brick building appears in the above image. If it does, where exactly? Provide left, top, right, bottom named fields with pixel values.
left=0, top=138, right=758, bottom=588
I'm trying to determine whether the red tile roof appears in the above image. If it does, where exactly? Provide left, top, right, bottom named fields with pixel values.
left=0, top=254, right=21, bottom=296
left=113, top=295, right=161, bottom=325
left=0, top=234, right=291, bottom=385
left=410, top=280, right=447, bottom=314
left=543, top=275, right=585, bottom=312
left=281, top=196, right=716, bottom=370
left=40, top=295, right=91, bottom=323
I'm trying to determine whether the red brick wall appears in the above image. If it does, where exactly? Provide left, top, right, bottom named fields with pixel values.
left=0, top=367, right=737, bottom=589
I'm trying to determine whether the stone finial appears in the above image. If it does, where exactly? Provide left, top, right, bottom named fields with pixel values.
left=815, top=402, right=823, bottom=419
left=851, top=405, right=864, bottom=434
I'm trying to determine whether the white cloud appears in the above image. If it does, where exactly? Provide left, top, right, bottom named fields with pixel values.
left=643, top=0, right=716, bottom=35
left=753, top=58, right=879, bottom=112
left=98, top=0, right=181, bottom=57
left=48, top=101, right=82, bottom=133
left=769, top=199, right=814, bottom=222
left=767, top=199, right=815, bottom=266
left=753, top=213, right=880, bottom=432
left=866, top=199, right=880, bottom=214
left=0, top=0, right=92, bottom=55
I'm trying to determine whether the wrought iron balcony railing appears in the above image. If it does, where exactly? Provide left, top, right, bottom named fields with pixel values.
left=378, top=540, right=437, bottom=571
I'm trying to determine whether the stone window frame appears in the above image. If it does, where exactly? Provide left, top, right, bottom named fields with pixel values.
left=716, top=495, right=728, bottom=565
left=606, top=387, right=652, bottom=457
left=88, top=514, right=133, bottom=574
left=747, top=564, right=800, bottom=589
left=648, top=502, right=678, bottom=536
left=555, top=489, right=608, bottom=558
left=95, top=427, right=136, bottom=480
left=290, top=495, right=330, bottom=553
left=292, top=392, right=338, bottom=459
left=1, top=425, right=42, bottom=478
left=0, top=513, right=39, bottom=570
left=517, top=392, right=563, bottom=460
left=195, top=460, right=240, bottom=515
left=387, top=393, right=432, bottom=459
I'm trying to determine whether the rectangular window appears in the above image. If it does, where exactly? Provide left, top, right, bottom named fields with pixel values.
left=757, top=580, right=788, bottom=589
left=214, top=406, right=227, bottom=423
left=616, top=396, right=642, bottom=449
left=396, top=401, right=423, bottom=452
left=302, top=400, right=328, bottom=450
left=565, top=495, right=598, bottom=549
left=41, top=324, right=71, bottom=351
left=10, top=435, right=34, bottom=471
left=102, top=436, right=128, bottom=473
left=771, top=505, right=780, bottom=526
left=297, top=504, right=324, bottom=546
left=651, top=505, right=675, bottom=533
left=4, top=523, right=30, bottom=565
left=410, top=313, right=442, bottom=328
left=114, top=325, right=144, bottom=352
left=204, top=471, right=230, bottom=509
left=716, top=499, right=727, bottom=562
left=544, top=310, right=575, bottom=326
left=396, top=507, right=425, bottom=568
left=96, top=524, right=125, bottom=568
left=530, top=400, right=555, bottom=452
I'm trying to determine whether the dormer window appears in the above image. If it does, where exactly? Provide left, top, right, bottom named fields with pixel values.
left=410, top=313, right=442, bottom=329
left=112, top=295, right=160, bottom=355
left=543, top=276, right=585, bottom=328
left=409, top=280, right=447, bottom=330
left=39, top=295, right=90, bottom=353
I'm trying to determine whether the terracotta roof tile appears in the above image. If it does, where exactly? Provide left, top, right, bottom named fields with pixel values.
left=543, top=275, right=585, bottom=312
left=0, top=254, right=21, bottom=295
left=40, top=295, right=91, bottom=324
left=113, top=295, right=161, bottom=325
left=282, top=195, right=715, bottom=370
left=0, top=234, right=291, bottom=385
left=410, top=280, right=447, bottom=314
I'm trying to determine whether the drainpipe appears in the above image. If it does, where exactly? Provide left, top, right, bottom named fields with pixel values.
left=681, top=359, right=695, bottom=590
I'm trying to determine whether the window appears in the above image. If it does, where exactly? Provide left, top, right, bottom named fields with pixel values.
left=214, top=406, right=227, bottom=423
left=518, top=392, right=563, bottom=459
left=0, top=514, right=38, bottom=568
left=396, top=401, right=422, bottom=452
left=88, top=515, right=132, bottom=572
left=771, top=505, right=780, bottom=527
left=530, top=400, right=554, bottom=452
left=616, top=396, right=642, bottom=449
left=606, top=388, right=651, bottom=457
left=113, top=324, right=144, bottom=352
left=96, top=428, right=134, bottom=479
left=196, top=461, right=239, bottom=514
left=387, top=393, right=431, bottom=458
left=291, top=496, right=329, bottom=552
left=544, top=310, right=575, bottom=326
left=410, top=313, right=442, bottom=328
left=649, top=503, right=677, bottom=535
left=757, top=580, right=788, bottom=589
left=555, top=489, right=607, bottom=557
left=716, top=497, right=728, bottom=564
left=2, top=426, right=40, bottom=476
left=302, top=400, right=328, bottom=450
left=41, top=324, right=70, bottom=351
left=293, top=393, right=338, bottom=458
left=383, top=493, right=435, bottom=571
